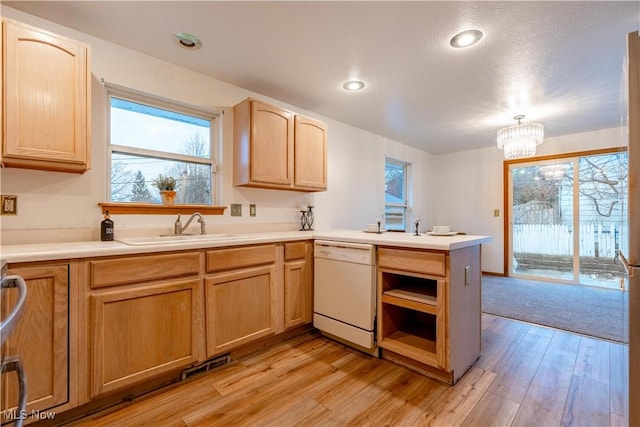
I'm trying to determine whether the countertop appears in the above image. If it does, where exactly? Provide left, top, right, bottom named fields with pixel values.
left=313, top=230, right=491, bottom=250
left=0, top=229, right=491, bottom=263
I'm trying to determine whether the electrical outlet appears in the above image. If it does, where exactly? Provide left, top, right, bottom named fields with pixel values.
left=493, top=209, right=500, bottom=217
left=1, top=195, right=17, bottom=215
left=230, top=204, right=242, bottom=217
left=249, top=204, right=256, bottom=217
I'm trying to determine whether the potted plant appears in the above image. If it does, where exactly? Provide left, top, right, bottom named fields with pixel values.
left=152, top=174, right=177, bottom=205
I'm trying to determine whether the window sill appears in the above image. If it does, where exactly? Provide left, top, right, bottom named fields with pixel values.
left=98, top=203, right=227, bottom=215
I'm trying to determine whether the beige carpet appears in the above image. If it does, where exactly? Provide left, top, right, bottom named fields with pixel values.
left=482, top=274, right=629, bottom=343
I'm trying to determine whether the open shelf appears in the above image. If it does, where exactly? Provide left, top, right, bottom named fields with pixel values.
left=379, top=303, right=439, bottom=364
left=380, top=329, right=438, bottom=366
left=382, top=288, right=437, bottom=314
left=380, top=271, right=439, bottom=314
left=384, top=287, right=437, bottom=305
left=98, top=203, right=227, bottom=215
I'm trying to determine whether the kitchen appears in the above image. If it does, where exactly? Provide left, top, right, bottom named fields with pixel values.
left=0, top=2, right=637, bottom=426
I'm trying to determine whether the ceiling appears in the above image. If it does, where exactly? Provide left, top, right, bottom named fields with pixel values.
left=4, top=1, right=639, bottom=154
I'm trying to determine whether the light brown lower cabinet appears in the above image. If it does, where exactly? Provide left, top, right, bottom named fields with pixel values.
left=86, top=251, right=203, bottom=398
left=205, top=244, right=279, bottom=356
left=205, top=242, right=314, bottom=356
left=205, top=265, right=278, bottom=356
left=89, top=279, right=203, bottom=397
left=1, top=264, right=69, bottom=417
left=283, top=241, right=313, bottom=329
left=0, top=241, right=315, bottom=421
left=377, top=245, right=481, bottom=385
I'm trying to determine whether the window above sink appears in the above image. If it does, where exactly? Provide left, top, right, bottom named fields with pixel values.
left=106, top=85, right=222, bottom=206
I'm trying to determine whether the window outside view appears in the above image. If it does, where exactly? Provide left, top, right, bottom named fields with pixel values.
left=109, top=96, right=215, bottom=204
left=511, top=151, right=628, bottom=288
left=384, top=160, right=408, bottom=231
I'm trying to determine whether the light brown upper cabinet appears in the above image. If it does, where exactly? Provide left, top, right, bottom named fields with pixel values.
left=233, top=98, right=327, bottom=191
left=2, top=19, right=91, bottom=173
left=294, top=115, right=327, bottom=190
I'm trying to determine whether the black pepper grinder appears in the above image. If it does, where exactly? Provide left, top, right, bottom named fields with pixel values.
left=101, top=210, right=114, bottom=241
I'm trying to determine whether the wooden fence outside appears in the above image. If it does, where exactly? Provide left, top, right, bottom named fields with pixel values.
left=513, top=223, right=628, bottom=258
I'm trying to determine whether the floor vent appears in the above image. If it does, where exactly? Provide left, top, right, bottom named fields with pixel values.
left=181, top=354, right=231, bottom=380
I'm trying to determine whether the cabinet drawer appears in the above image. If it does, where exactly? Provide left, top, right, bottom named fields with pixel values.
left=284, top=241, right=307, bottom=261
left=206, top=244, right=276, bottom=273
left=90, top=252, right=200, bottom=288
left=378, top=247, right=445, bottom=276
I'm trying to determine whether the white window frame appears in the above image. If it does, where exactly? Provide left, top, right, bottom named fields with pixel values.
left=106, top=84, right=222, bottom=205
left=384, top=158, right=410, bottom=231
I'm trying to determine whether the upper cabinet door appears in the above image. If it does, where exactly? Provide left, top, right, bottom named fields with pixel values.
left=2, top=19, right=90, bottom=173
left=233, top=98, right=327, bottom=192
left=294, top=115, right=327, bottom=190
left=250, top=101, right=293, bottom=185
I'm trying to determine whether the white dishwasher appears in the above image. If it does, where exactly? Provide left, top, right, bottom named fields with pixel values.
left=313, top=240, right=378, bottom=355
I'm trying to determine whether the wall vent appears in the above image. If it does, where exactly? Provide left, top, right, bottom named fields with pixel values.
left=181, top=354, right=231, bottom=380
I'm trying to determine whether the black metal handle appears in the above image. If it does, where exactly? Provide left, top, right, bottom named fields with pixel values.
left=1, top=356, right=27, bottom=427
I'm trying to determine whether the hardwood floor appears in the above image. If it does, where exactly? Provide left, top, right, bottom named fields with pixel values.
left=68, top=314, right=628, bottom=427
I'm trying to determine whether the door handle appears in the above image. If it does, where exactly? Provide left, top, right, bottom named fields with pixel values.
left=0, top=275, right=27, bottom=345
left=1, top=356, right=27, bottom=427
left=617, top=250, right=634, bottom=278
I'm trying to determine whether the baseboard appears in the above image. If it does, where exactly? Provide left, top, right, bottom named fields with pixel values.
left=482, top=271, right=505, bottom=277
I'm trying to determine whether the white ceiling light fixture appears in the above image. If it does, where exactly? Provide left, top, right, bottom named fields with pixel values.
left=497, top=115, right=544, bottom=159
left=449, top=29, right=483, bottom=48
left=342, top=80, right=365, bottom=91
left=173, top=33, right=202, bottom=50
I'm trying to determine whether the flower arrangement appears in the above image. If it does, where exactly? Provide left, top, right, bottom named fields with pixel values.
left=152, top=174, right=176, bottom=191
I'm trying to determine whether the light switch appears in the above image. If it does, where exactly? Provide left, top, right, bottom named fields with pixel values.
left=230, top=204, right=242, bottom=217
left=249, top=204, right=256, bottom=217
left=493, top=209, right=500, bottom=217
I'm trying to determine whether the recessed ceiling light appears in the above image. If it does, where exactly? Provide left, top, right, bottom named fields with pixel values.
left=173, top=33, right=202, bottom=50
left=450, top=29, right=483, bottom=48
left=343, top=80, right=365, bottom=91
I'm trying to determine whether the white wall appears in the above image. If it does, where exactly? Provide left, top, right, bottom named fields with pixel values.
left=434, top=127, right=627, bottom=273
left=0, top=7, right=435, bottom=243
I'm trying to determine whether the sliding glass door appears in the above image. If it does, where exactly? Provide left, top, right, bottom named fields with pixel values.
left=508, top=150, right=628, bottom=287
left=577, top=152, right=629, bottom=288
left=510, top=160, right=575, bottom=281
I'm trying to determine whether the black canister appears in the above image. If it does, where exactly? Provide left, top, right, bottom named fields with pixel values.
left=101, top=211, right=114, bottom=241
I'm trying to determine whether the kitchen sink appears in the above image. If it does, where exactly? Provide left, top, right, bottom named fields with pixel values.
left=116, top=234, right=253, bottom=246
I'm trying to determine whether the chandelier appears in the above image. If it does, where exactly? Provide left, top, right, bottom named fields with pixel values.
left=497, top=115, right=544, bottom=159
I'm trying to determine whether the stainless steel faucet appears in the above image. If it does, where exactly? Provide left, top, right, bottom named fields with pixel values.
left=174, top=212, right=206, bottom=235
